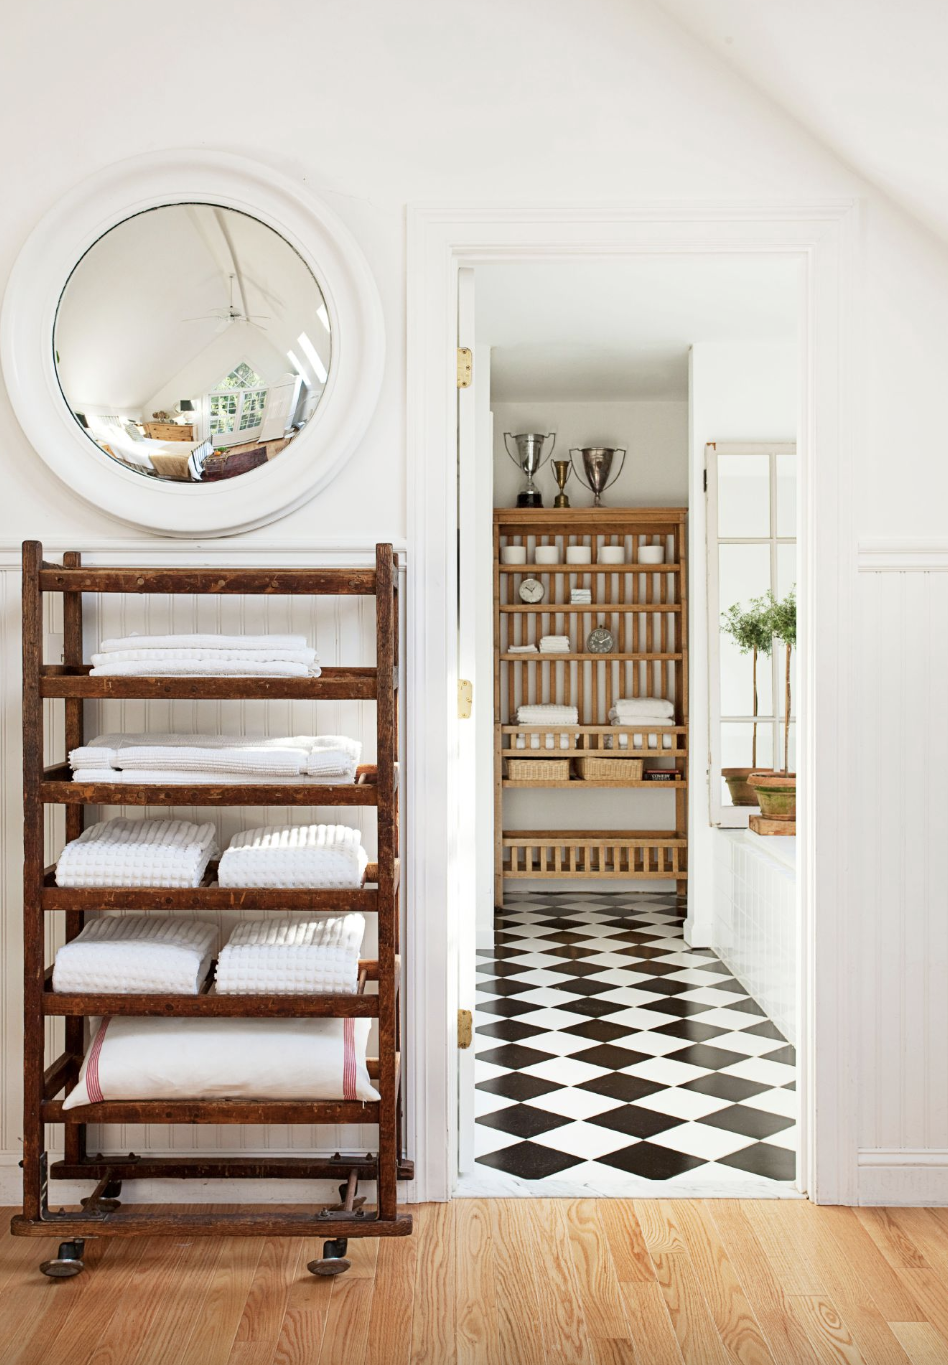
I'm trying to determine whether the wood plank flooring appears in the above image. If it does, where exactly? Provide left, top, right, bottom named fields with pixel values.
left=3, top=1201, right=948, bottom=1364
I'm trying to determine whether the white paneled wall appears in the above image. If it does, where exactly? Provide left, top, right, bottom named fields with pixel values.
left=0, top=552, right=405, bottom=1192
left=855, top=557, right=948, bottom=1199
left=712, top=830, right=796, bottom=1044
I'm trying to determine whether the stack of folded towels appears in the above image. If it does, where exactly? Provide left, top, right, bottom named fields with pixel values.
left=218, top=823, right=368, bottom=889
left=216, top=913, right=366, bottom=995
left=89, top=633, right=321, bottom=678
left=570, top=588, right=592, bottom=605
left=69, top=733, right=361, bottom=785
left=515, top=703, right=578, bottom=749
left=55, top=819, right=218, bottom=888
left=52, top=915, right=217, bottom=995
left=508, top=643, right=538, bottom=654
left=607, top=697, right=676, bottom=750
left=539, top=635, right=571, bottom=654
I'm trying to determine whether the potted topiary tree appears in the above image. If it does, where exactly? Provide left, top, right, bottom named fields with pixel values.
left=720, top=595, right=773, bottom=806
left=748, top=587, right=796, bottom=821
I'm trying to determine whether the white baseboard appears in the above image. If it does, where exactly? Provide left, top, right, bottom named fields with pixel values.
left=476, top=929, right=495, bottom=951
left=857, top=1149, right=948, bottom=1205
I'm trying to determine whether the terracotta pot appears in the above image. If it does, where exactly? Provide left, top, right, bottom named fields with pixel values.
left=722, top=767, right=758, bottom=807
left=747, top=771, right=796, bottom=821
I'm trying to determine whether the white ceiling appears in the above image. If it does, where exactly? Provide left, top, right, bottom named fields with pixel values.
left=477, top=256, right=800, bottom=401
left=654, top=0, right=948, bottom=243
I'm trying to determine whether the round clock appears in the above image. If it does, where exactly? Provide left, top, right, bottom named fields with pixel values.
left=586, top=625, right=615, bottom=653
left=519, top=577, right=545, bottom=604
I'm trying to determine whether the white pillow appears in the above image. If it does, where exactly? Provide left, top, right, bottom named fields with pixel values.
left=63, top=1015, right=378, bottom=1108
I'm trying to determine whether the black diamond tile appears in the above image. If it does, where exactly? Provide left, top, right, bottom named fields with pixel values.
left=761, top=1045, right=796, bottom=1066
left=542, top=944, right=599, bottom=959
left=784, top=1081, right=797, bottom=1092
left=722, top=996, right=767, bottom=1017
left=475, top=977, right=536, bottom=997
left=562, top=1019, right=636, bottom=1043
left=477, top=1142, right=583, bottom=1180
left=560, top=997, right=626, bottom=1018
left=600, top=1143, right=707, bottom=1180
left=654, top=1019, right=728, bottom=1043
left=589, top=1106, right=683, bottom=1140
left=717, top=1143, right=796, bottom=1181
left=553, top=978, right=620, bottom=997
left=476, top=1019, right=544, bottom=1042
left=695, top=959, right=732, bottom=975
left=712, top=977, right=755, bottom=996
left=477, top=1043, right=554, bottom=1070
left=577, top=1073, right=665, bottom=1102
left=534, top=916, right=594, bottom=930
left=570, top=1043, right=650, bottom=1071
left=624, top=960, right=690, bottom=977
left=489, top=945, right=540, bottom=960
left=478, top=1105, right=572, bottom=1139
left=631, top=979, right=696, bottom=997
left=476, top=1073, right=560, bottom=1102
left=663, top=1043, right=748, bottom=1071
left=543, top=959, right=608, bottom=978
left=741, top=1019, right=787, bottom=1042
left=700, top=1105, right=795, bottom=1141
left=612, top=944, right=677, bottom=960
left=639, top=997, right=713, bottom=1018
left=682, top=1073, right=770, bottom=1103
left=535, top=931, right=598, bottom=946
left=480, top=959, right=536, bottom=978
left=476, top=997, right=540, bottom=1018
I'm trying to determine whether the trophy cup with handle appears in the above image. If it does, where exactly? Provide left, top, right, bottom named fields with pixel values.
left=569, top=446, right=627, bottom=506
left=551, top=459, right=573, bottom=508
left=504, top=432, right=555, bottom=508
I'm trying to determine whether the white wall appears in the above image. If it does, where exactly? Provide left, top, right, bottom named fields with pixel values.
left=3, top=0, right=948, bottom=1200
left=687, top=342, right=797, bottom=955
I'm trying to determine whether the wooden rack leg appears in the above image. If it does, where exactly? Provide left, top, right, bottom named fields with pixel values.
left=21, top=541, right=46, bottom=1223
left=61, top=551, right=86, bottom=1166
left=375, top=545, right=399, bottom=1224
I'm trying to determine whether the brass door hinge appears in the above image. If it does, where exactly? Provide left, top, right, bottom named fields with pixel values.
left=457, top=347, right=472, bottom=388
left=458, top=678, right=472, bottom=719
left=457, top=1009, right=473, bottom=1049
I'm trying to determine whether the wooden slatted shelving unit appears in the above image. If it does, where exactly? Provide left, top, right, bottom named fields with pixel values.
left=15, top=541, right=411, bottom=1269
left=494, top=508, right=688, bottom=903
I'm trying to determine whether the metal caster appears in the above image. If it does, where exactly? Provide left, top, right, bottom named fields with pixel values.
left=40, top=1239, right=85, bottom=1278
left=307, top=1239, right=351, bottom=1276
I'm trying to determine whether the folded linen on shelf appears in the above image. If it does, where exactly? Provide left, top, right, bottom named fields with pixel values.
left=55, top=818, right=218, bottom=888
left=217, top=823, right=369, bottom=889
left=609, top=697, right=676, bottom=721
left=62, top=1015, right=379, bottom=1108
left=570, top=592, right=592, bottom=604
left=70, top=769, right=356, bottom=785
left=516, top=704, right=579, bottom=725
left=69, top=733, right=361, bottom=784
left=90, top=658, right=317, bottom=677
left=539, top=635, right=571, bottom=653
left=95, top=633, right=310, bottom=654
left=216, top=914, right=366, bottom=995
left=91, top=647, right=317, bottom=666
left=508, top=644, right=539, bottom=654
left=52, top=915, right=217, bottom=995
left=89, top=633, right=321, bottom=678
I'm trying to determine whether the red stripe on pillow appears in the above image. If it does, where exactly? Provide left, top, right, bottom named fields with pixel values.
left=343, top=1018, right=356, bottom=1100
left=85, top=1017, right=111, bottom=1104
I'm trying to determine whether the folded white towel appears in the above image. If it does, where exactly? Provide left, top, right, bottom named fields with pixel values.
left=539, top=635, right=571, bottom=653
left=52, top=915, right=217, bottom=995
left=302, top=737, right=362, bottom=780
left=70, top=769, right=353, bottom=785
left=216, top=914, right=366, bottom=995
left=90, top=658, right=320, bottom=677
left=517, top=704, right=579, bottom=725
left=508, top=644, right=539, bottom=654
left=610, top=697, right=675, bottom=721
left=70, top=733, right=359, bottom=781
left=91, top=647, right=317, bottom=667
left=218, top=824, right=368, bottom=889
left=96, top=633, right=310, bottom=654
left=55, top=819, right=218, bottom=888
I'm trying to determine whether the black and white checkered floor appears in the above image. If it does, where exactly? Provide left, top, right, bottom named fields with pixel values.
left=474, top=893, right=796, bottom=1189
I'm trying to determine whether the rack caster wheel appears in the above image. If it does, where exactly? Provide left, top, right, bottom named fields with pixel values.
left=307, top=1239, right=351, bottom=1276
left=40, top=1240, right=85, bottom=1278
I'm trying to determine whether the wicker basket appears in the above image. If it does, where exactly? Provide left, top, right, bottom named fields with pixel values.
left=575, top=756, right=644, bottom=781
left=507, top=758, right=571, bottom=782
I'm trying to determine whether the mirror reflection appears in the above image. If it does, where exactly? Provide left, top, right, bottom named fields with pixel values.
left=54, top=204, right=331, bottom=482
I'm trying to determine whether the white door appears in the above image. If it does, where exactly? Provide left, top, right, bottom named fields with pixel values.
left=456, top=268, right=494, bottom=1175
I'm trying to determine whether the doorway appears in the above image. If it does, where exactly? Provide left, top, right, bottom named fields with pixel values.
left=405, top=202, right=857, bottom=1206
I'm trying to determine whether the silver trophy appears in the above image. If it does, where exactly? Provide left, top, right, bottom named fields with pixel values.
left=504, top=432, right=556, bottom=508
left=570, top=447, right=627, bottom=506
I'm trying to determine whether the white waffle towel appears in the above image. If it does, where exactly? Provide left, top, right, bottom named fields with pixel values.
left=517, top=705, right=579, bottom=725
left=217, top=824, right=368, bottom=889
left=91, top=647, right=317, bottom=666
left=609, top=698, right=675, bottom=721
left=55, top=818, right=218, bottom=888
left=52, top=915, right=217, bottom=995
left=96, top=633, right=309, bottom=653
left=216, top=914, right=366, bottom=995
left=70, top=769, right=354, bottom=785
left=90, top=657, right=318, bottom=677
left=69, top=733, right=360, bottom=783
left=539, top=635, right=571, bottom=653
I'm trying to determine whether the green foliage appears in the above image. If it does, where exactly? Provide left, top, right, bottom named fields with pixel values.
left=768, top=587, right=796, bottom=649
left=720, top=596, right=774, bottom=655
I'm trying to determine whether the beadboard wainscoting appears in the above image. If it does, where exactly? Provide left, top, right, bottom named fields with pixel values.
left=855, top=544, right=948, bottom=1203
left=0, top=544, right=408, bottom=1204
left=712, top=830, right=796, bottom=1047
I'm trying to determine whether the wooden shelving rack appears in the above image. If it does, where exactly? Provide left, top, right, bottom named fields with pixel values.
left=15, top=541, right=411, bottom=1268
left=494, top=508, right=688, bottom=903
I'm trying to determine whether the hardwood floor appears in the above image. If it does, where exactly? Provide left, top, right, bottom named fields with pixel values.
left=3, top=1200, right=948, bottom=1363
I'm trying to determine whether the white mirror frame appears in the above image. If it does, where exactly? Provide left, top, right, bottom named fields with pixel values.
left=0, top=151, right=384, bottom=537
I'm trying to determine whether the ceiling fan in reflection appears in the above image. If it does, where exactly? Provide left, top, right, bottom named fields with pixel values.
left=183, top=274, right=269, bottom=330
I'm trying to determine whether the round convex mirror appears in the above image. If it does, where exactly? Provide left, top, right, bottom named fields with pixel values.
left=53, top=204, right=332, bottom=483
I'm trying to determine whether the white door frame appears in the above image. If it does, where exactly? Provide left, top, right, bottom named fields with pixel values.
left=405, top=201, right=860, bottom=1205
